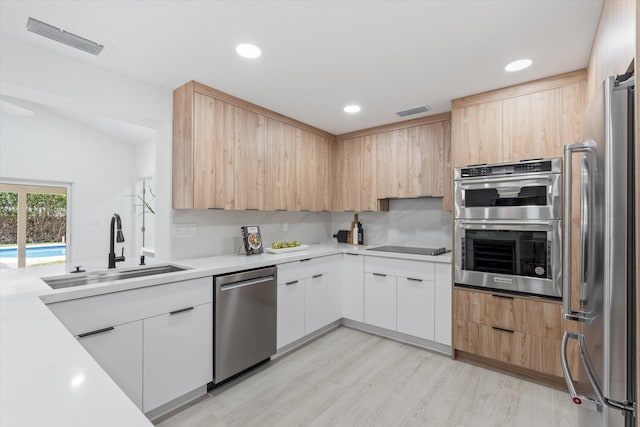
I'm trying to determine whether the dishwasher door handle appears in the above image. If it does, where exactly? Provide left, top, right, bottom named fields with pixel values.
left=219, top=275, right=275, bottom=292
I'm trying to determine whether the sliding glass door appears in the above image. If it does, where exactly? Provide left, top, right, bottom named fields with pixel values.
left=0, top=183, right=68, bottom=269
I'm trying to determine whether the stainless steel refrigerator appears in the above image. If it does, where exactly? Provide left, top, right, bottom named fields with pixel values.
left=561, top=74, right=636, bottom=426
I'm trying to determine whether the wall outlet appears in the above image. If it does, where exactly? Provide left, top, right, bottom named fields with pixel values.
left=283, top=220, right=289, bottom=232
left=173, top=223, right=197, bottom=237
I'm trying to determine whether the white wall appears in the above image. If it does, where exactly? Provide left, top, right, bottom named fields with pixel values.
left=0, top=98, right=138, bottom=266
left=1, top=36, right=175, bottom=261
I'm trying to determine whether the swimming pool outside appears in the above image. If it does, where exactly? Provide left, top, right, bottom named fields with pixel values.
left=0, top=244, right=66, bottom=258
left=0, top=243, right=67, bottom=269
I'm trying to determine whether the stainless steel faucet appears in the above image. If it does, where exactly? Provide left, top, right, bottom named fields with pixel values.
left=108, top=213, right=125, bottom=268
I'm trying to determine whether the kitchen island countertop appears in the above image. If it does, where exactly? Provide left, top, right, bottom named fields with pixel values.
left=0, top=243, right=450, bottom=427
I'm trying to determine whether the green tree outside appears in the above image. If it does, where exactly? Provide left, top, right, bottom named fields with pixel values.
left=0, top=192, right=67, bottom=244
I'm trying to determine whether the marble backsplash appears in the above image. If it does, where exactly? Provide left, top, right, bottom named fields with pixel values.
left=169, top=197, right=452, bottom=260
left=330, top=198, right=453, bottom=250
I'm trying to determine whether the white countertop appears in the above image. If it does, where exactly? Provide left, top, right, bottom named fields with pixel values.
left=0, top=243, right=450, bottom=426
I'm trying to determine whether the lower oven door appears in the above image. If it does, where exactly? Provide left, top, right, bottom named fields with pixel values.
left=454, top=219, right=562, bottom=298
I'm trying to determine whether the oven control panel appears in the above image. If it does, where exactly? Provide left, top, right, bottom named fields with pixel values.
left=460, top=159, right=554, bottom=178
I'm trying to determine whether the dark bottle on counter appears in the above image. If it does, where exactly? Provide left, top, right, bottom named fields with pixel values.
left=357, top=222, right=364, bottom=245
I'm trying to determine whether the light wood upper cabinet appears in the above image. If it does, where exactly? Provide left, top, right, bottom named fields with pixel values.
left=333, top=138, right=362, bottom=212
left=452, top=100, right=503, bottom=167
left=360, top=135, right=379, bottom=212
left=452, top=70, right=587, bottom=168
left=337, top=116, right=452, bottom=211
left=264, top=118, right=286, bottom=211
left=173, top=81, right=335, bottom=211
left=503, top=88, right=563, bottom=161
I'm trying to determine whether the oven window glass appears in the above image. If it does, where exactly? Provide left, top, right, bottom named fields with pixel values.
left=463, top=229, right=549, bottom=278
left=465, top=186, right=547, bottom=207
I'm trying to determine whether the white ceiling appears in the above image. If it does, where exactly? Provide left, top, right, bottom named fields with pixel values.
left=0, top=0, right=603, bottom=135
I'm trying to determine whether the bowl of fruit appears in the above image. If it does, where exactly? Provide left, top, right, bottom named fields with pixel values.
left=265, top=240, right=308, bottom=254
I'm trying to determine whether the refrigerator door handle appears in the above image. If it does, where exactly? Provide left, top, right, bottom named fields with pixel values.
left=576, top=333, right=637, bottom=416
left=560, top=331, right=600, bottom=411
left=562, top=141, right=596, bottom=321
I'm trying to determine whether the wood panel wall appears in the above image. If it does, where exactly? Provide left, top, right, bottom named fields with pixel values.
left=586, top=0, right=636, bottom=102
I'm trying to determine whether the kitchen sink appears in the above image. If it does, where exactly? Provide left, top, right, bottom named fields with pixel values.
left=43, top=264, right=189, bottom=289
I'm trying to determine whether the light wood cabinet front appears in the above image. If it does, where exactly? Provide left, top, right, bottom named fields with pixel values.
left=502, top=88, right=563, bottom=161
left=333, top=138, right=362, bottom=212
left=452, top=100, right=503, bottom=167
left=454, top=287, right=583, bottom=380
left=174, top=81, right=335, bottom=211
left=452, top=70, right=587, bottom=169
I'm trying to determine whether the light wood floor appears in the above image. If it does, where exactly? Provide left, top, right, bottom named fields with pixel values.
left=156, top=327, right=578, bottom=427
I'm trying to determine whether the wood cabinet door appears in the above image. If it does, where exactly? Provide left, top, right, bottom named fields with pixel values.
left=235, top=108, right=266, bottom=210
left=441, top=120, right=453, bottom=211
left=295, top=129, right=313, bottom=211
left=334, top=138, right=362, bottom=212
left=193, top=93, right=226, bottom=209
left=264, top=118, right=287, bottom=211
left=502, top=88, right=563, bottom=161
left=360, top=134, right=380, bottom=211
left=452, top=100, right=503, bottom=167
left=312, top=135, right=333, bottom=212
left=482, top=293, right=515, bottom=331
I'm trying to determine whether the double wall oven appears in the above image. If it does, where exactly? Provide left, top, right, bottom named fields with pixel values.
left=454, top=158, right=562, bottom=299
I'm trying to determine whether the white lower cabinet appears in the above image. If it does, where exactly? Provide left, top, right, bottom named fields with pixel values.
left=397, top=277, right=435, bottom=340
left=342, top=254, right=364, bottom=321
left=326, top=255, right=343, bottom=323
left=304, top=273, right=328, bottom=334
left=143, top=302, right=213, bottom=412
left=46, top=276, right=214, bottom=415
left=434, top=263, right=452, bottom=345
left=364, top=272, right=397, bottom=330
left=277, top=279, right=305, bottom=349
left=77, top=320, right=143, bottom=409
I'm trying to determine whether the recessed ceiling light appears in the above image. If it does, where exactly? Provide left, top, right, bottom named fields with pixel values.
left=505, top=59, right=532, bottom=72
left=344, top=105, right=361, bottom=113
left=236, top=43, right=261, bottom=59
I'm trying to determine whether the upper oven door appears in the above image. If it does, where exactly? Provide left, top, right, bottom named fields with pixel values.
left=454, top=219, right=562, bottom=298
left=454, top=172, right=562, bottom=220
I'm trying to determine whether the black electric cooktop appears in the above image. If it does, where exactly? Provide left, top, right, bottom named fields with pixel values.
left=366, top=245, right=448, bottom=256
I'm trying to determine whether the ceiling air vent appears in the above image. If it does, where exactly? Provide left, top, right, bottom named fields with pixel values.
left=26, top=17, right=104, bottom=56
left=395, top=105, right=430, bottom=117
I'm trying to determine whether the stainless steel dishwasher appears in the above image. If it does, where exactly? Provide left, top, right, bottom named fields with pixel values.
left=214, top=266, right=277, bottom=384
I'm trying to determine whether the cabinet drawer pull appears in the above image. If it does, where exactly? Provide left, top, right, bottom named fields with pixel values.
left=406, top=277, right=422, bottom=282
left=492, top=294, right=514, bottom=300
left=170, top=306, right=194, bottom=315
left=286, top=280, right=299, bottom=286
left=492, top=326, right=514, bottom=334
left=300, top=258, right=312, bottom=262
left=346, top=253, right=359, bottom=256
left=78, top=326, right=115, bottom=339
left=312, top=274, right=324, bottom=279
left=372, top=273, right=387, bottom=277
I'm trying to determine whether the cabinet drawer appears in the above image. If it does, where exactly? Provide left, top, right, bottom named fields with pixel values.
left=47, top=277, right=213, bottom=336
left=364, top=257, right=434, bottom=281
left=277, top=257, right=328, bottom=284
